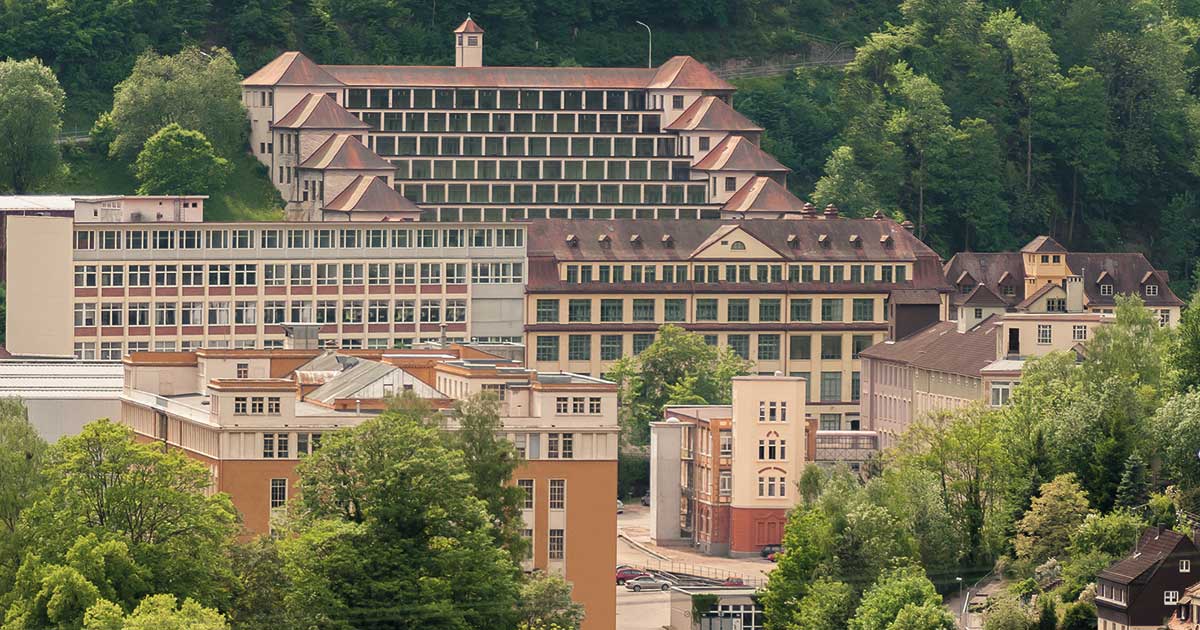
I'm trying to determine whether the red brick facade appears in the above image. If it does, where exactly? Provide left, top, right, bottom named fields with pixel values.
left=730, top=507, right=788, bottom=554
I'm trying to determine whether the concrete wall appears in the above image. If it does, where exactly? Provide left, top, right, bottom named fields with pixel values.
left=650, top=420, right=685, bottom=545
left=7, top=216, right=73, bottom=357
left=26, top=398, right=121, bottom=442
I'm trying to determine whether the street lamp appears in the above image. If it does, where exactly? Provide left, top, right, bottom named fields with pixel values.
left=956, top=576, right=963, bottom=598
left=635, top=21, right=652, bottom=68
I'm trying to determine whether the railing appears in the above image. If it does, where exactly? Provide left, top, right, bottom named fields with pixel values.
left=625, top=557, right=768, bottom=589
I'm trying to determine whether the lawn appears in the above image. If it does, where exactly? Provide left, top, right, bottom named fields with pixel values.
left=58, top=145, right=285, bottom=222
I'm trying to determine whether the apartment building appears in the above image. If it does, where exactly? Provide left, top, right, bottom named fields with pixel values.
left=120, top=342, right=618, bottom=630
left=242, top=18, right=798, bottom=222
left=650, top=375, right=815, bottom=556
left=524, top=214, right=952, bottom=429
left=4, top=215, right=526, bottom=358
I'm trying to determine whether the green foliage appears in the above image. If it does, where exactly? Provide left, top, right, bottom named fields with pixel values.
left=226, top=537, right=291, bottom=630
left=848, top=566, right=942, bottom=630
left=286, top=408, right=521, bottom=629
left=1068, top=511, right=1146, bottom=558
left=1113, top=454, right=1150, bottom=510
left=447, top=392, right=526, bottom=561
left=83, top=594, right=228, bottom=630
left=0, top=58, right=65, bottom=193
left=1174, top=285, right=1200, bottom=391
left=134, top=124, right=230, bottom=195
left=981, top=593, right=1032, bottom=630
left=1015, top=474, right=1091, bottom=565
left=1150, top=390, right=1200, bottom=510
left=0, top=398, right=44, bottom=534
left=690, top=593, right=719, bottom=623
left=1058, top=601, right=1096, bottom=630
left=102, top=48, right=246, bottom=162
left=617, top=450, right=650, bottom=500
left=785, top=578, right=856, bottom=630
left=604, top=324, right=750, bottom=445
left=887, top=603, right=956, bottom=630
left=1036, top=595, right=1056, bottom=630
left=517, top=573, right=584, bottom=630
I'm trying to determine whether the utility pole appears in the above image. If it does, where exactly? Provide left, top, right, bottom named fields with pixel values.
left=635, top=21, right=652, bottom=68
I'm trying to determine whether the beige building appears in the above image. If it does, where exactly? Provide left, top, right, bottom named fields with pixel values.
left=651, top=376, right=816, bottom=557
left=120, top=341, right=618, bottom=630
left=4, top=215, right=526, bottom=358
left=242, top=18, right=804, bottom=223
left=525, top=215, right=952, bottom=431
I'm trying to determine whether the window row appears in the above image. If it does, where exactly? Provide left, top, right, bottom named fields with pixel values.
left=535, top=297, right=881, bottom=324
left=74, top=299, right=467, bottom=326
left=74, top=261, right=521, bottom=288
left=262, top=431, right=323, bottom=458
left=73, top=226, right=524, bottom=251
left=534, top=332, right=875, bottom=367
left=235, top=397, right=282, bottom=416
left=400, top=181, right=706, bottom=206
left=392, top=157, right=689, bottom=182
left=553, top=396, right=603, bottom=416
left=370, top=132, right=678, bottom=158
left=561, top=262, right=910, bottom=286
left=73, top=337, right=486, bottom=360
left=346, top=87, right=651, bottom=112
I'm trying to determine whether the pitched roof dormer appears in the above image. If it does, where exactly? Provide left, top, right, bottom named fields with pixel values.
left=565, top=234, right=578, bottom=247
left=274, top=93, right=370, bottom=131
left=242, top=51, right=344, bottom=87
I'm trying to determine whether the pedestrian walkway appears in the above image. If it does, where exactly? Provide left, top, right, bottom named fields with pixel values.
left=617, top=506, right=775, bottom=587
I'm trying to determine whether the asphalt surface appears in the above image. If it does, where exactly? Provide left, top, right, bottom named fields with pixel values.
left=616, top=585, right=671, bottom=630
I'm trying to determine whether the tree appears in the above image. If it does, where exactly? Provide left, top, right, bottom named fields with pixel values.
left=516, top=573, right=585, bottom=630
left=812, top=146, right=887, bottom=216
left=1174, top=283, right=1200, bottom=392
left=849, top=566, right=942, bottom=630
left=1151, top=391, right=1200, bottom=509
left=1113, top=454, right=1149, bottom=510
left=883, top=62, right=952, bottom=239
left=286, top=410, right=521, bottom=629
left=446, top=392, right=526, bottom=560
left=785, top=578, right=856, bottom=630
left=1015, top=474, right=1091, bottom=565
left=134, top=124, right=230, bottom=195
left=20, top=419, right=238, bottom=609
left=226, top=537, right=291, bottom=630
left=604, top=324, right=750, bottom=444
left=0, top=398, right=44, bottom=534
left=101, top=47, right=247, bottom=162
left=1058, top=601, right=1096, bottom=630
left=982, top=593, right=1032, bottom=630
left=83, top=594, right=228, bottom=630
left=887, top=603, right=956, bottom=630
left=1036, top=595, right=1056, bottom=630
left=0, top=58, right=64, bottom=193
left=1068, top=510, right=1146, bottom=558
left=762, top=508, right=837, bottom=629
left=1083, top=295, right=1175, bottom=396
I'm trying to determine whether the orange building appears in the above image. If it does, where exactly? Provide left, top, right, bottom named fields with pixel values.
left=119, top=338, right=618, bottom=630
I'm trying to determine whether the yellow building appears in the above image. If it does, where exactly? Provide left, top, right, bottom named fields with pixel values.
left=524, top=214, right=952, bottom=432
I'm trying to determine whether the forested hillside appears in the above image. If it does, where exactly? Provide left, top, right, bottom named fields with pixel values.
left=2, top=0, right=1200, bottom=286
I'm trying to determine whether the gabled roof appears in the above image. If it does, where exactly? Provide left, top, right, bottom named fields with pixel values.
left=1015, top=282, right=1062, bottom=310
left=955, top=271, right=977, bottom=286
left=454, top=17, right=484, bottom=33
left=689, top=224, right=787, bottom=259
left=665, top=96, right=762, bottom=132
left=1021, top=235, right=1067, bottom=254
left=324, top=175, right=420, bottom=215
left=242, top=51, right=344, bottom=87
left=721, top=177, right=807, bottom=215
left=858, top=319, right=1002, bottom=378
left=693, top=135, right=789, bottom=173
left=648, top=56, right=734, bottom=91
left=1099, top=529, right=1191, bottom=585
left=300, top=135, right=394, bottom=171
left=274, top=94, right=369, bottom=130
left=962, top=284, right=1008, bottom=308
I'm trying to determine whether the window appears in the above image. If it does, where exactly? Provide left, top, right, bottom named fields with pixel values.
left=600, top=335, right=623, bottom=361
left=821, top=298, right=843, bottom=322
left=1161, top=309, right=1172, bottom=327
left=1146, top=284, right=1159, bottom=297
left=1037, top=324, right=1052, bottom=345
left=1183, top=560, right=1192, bottom=573
left=852, top=298, right=875, bottom=321
left=536, top=299, right=559, bottom=323
left=548, top=529, right=565, bottom=560
left=727, top=299, right=750, bottom=322
left=270, top=479, right=287, bottom=508
left=695, top=299, right=718, bottom=321
left=991, top=382, right=1013, bottom=407
left=74, top=265, right=97, bottom=288
left=672, top=95, right=684, bottom=109
left=1166, top=590, right=1180, bottom=605
left=1072, top=325, right=1087, bottom=341
left=632, top=299, right=655, bottom=321
left=820, top=335, right=842, bottom=360
left=758, top=334, right=780, bottom=360
left=568, top=299, right=592, bottom=323
left=127, top=302, right=150, bottom=326
left=419, top=300, right=440, bottom=323
left=791, top=298, right=812, bottom=322
left=536, top=336, right=559, bottom=362
left=1100, top=283, right=1114, bottom=296
left=1046, top=298, right=1066, bottom=313
left=719, top=471, right=732, bottom=496
left=820, top=372, right=842, bottom=402
left=568, top=335, right=590, bottom=361
left=549, top=479, right=566, bottom=509
left=100, top=302, right=122, bottom=326
left=727, top=334, right=749, bottom=359
left=664, top=299, right=686, bottom=321
left=518, top=479, right=534, bottom=509
left=819, top=413, right=841, bottom=431
left=633, top=333, right=655, bottom=354
left=74, top=303, right=96, bottom=327
left=600, top=299, right=623, bottom=322
left=790, top=335, right=811, bottom=360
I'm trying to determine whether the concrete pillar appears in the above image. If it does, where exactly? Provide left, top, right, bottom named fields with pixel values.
left=649, top=420, right=685, bottom=545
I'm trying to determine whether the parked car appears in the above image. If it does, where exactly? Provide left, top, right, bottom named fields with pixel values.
left=760, top=544, right=782, bottom=558
left=767, top=552, right=780, bottom=563
left=641, top=494, right=651, bottom=506
left=617, top=500, right=624, bottom=514
left=615, top=567, right=647, bottom=585
left=624, top=575, right=672, bottom=592
left=721, top=577, right=745, bottom=586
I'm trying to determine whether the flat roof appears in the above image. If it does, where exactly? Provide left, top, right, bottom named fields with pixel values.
left=0, top=361, right=123, bottom=399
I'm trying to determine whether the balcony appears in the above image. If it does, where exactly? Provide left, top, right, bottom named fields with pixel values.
left=814, top=430, right=879, bottom=464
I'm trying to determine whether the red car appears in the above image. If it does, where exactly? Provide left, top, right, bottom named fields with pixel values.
left=616, top=567, right=648, bottom=585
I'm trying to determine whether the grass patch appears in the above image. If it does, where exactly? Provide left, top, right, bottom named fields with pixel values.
left=57, top=145, right=284, bottom=222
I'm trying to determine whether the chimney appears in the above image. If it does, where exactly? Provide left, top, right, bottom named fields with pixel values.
left=1064, top=275, right=1084, bottom=313
left=822, top=204, right=839, bottom=219
left=900, top=220, right=915, bottom=232
left=439, top=322, right=448, bottom=349
left=281, top=323, right=321, bottom=350
left=800, top=202, right=817, bottom=218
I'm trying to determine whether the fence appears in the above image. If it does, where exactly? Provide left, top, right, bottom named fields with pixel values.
left=625, top=557, right=768, bottom=589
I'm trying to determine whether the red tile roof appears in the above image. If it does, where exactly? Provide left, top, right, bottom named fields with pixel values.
left=722, top=176, right=807, bottom=215
left=858, top=319, right=1002, bottom=377
left=324, top=175, right=420, bottom=216
left=693, top=135, right=789, bottom=173
left=323, top=65, right=657, bottom=89
left=648, top=56, right=735, bottom=91
left=274, top=94, right=369, bottom=130
left=665, top=96, right=762, bottom=132
left=454, top=17, right=484, bottom=33
left=242, top=52, right=344, bottom=87
left=300, top=135, right=394, bottom=171
left=1021, top=235, right=1067, bottom=254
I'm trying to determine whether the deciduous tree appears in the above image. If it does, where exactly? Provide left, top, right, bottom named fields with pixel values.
left=134, top=124, right=230, bottom=195
left=0, top=58, right=64, bottom=193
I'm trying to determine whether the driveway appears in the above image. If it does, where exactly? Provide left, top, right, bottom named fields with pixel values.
left=618, top=504, right=776, bottom=586
left=616, top=585, right=670, bottom=630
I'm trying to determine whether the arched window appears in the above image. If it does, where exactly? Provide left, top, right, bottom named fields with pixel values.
left=730, top=241, right=746, bottom=251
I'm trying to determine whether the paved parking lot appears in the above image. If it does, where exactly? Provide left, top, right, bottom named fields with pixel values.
left=616, top=585, right=670, bottom=630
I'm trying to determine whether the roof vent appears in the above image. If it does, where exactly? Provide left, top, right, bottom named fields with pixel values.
left=786, top=234, right=799, bottom=247
left=818, top=234, right=829, bottom=247
left=630, top=234, right=642, bottom=246
left=661, top=234, right=674, bottom=248
left=597, top=233, right=611, bottom=247
left=849, top=234, right=862, bottom=247
left=880, top=234, right=893, bottom=246
left=900, top=220, right=915, bottom=232
left=823, top=204, right=839, bottom=219
left=566, top=234, right=578, bottom=247
left=873, top=209, right=886, bottom=220
left=801, top=202, right=817, bottom=217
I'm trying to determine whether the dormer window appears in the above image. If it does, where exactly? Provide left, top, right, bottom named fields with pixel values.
left=961, top=285, right=973, bottom=295
left=1146, top=284, right=1159, bottom=296
left=730, top=241, right=746, bottom=251
left=849, top=234, right=862, bottom=248
left=1100, top=284, right=1114, bottom=296
left=1052, top=255, right=1061, bottom=263
left=565, top=234, right=578, bottom=247
left=1002, top=285, right=1016, bottom=297
left=661, top=234, right=674, bottom=248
